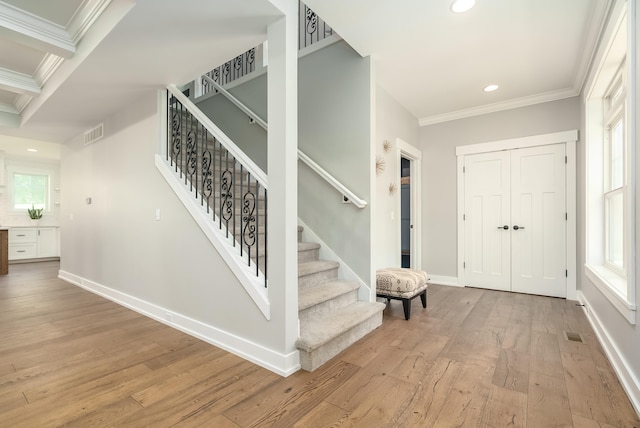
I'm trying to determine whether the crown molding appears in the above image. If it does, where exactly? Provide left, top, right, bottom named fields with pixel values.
left=0, top=1, right=75, bottom=58
left=32, top=53, right=65, bottom=87
left=66, top=0, right=113, bottom=44
left=572, top=0, right=613, bottom=95
left=14, top=94, right=32, bottom=114
left=418, top=88, right=579, bottom=127
left=0, top=66, right=40, bottom=96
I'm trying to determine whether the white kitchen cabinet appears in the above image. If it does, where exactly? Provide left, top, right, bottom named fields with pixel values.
left=9, top=227, right=59, bottom=260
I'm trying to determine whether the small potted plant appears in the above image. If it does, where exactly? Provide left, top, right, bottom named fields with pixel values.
left=27, top=204, right=43, bottom=224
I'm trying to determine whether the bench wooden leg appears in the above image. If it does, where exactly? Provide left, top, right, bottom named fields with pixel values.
left=420, top=290, right=427, bottom=308
left=402, top=298, right=411, bottom=320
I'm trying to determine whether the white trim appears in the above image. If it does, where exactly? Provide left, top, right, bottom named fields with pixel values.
left=298, top=34, right=342, bottom=58
left=0, top=67, right=40, bottom=96
left=66, top=0, right=113, bottom=44
left=419, top=88, right=577, bottom=127
left=0, top=1, right=75, bottom=58
left=298, top=218, right=371, bottom=301
left=428, top=275, right=462, bottom=287
left=455, top=130, right=578, bottom=156
left=578, top=290, right=640, bottom=416
left=32, top=54, right=64, bottom=88
left=566, top=139, right=578, bottom=300
left=395, top=138, right=422, bottom=271
left=585, top=265, right=637, bottom=324
left=58, top=270, right=299, bottom=377
left=456, top=154, right=465, bottom=285
left=456, top=130, right=578, bottom=299
left=155, top=155, right=271, bottom=320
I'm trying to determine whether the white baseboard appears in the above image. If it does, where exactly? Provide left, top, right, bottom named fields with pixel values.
left=428, top=275, right=462, bottom=287
left=58, top=270, right=300, bottom=377
left=578, top=291, right=640, bottom=417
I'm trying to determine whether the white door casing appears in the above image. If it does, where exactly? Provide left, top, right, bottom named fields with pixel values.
left=396, top=138, right=422, bottom=271
left=456, top=130, right=577, bottom=299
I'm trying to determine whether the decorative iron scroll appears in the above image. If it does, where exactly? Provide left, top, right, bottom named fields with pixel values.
left=166, top=90, right=267, bottom=286
left=300, top=2, right=333, bottom=49
left=202, top=47, right=256, bottom=96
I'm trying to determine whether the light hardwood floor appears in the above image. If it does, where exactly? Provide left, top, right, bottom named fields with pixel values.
left=0, top=261, right=638, bottom=427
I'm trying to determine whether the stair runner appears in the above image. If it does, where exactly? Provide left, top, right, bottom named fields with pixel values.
left=296, top=226, right=385, bottom=371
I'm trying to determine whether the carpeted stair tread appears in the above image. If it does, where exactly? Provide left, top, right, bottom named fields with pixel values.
left=298, top=242, right=321, bottom=252
left=298, top=280, right=359, bottom=311
left=296, top=301, right=385, bottom=352
left=298, top=260, right=339, bottom=278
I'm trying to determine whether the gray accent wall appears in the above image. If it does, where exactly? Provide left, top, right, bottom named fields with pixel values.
left=419, top=97, right=580, bottom=278
left=60, top=93, right=285, bottom=353
left=298, top=40, right=373, bottom=284
left=196, top=74, right=268, bottom=171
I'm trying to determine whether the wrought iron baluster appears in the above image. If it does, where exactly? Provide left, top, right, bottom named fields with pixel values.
left=242, top=171, right=258, bottom=271
left=202, top=130, right=212, bottom=211
left=263, top=185, right=267, bottom=285
left=240, top=164, right=244, bottom=257
left=220, top=151, right=233, bottom=238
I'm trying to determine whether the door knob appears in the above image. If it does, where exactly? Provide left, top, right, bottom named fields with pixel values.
left=513, top=225, right=525, bottom=230
left=497, top=225, right=509, bottom=230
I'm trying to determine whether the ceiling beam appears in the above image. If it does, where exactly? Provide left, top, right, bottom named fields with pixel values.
left=0, top=1, right=75, bottom=58
left=0, top=67, right=41, bottom=96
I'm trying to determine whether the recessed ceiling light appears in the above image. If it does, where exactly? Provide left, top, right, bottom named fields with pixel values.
left=483, top=84, right=499, bottom=92
left=27, top=148, right=38, bottom=152
left=451, top=0, right=475, bottom=13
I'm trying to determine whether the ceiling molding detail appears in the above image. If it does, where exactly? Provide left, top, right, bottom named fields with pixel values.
left=0, top=102, right=17, bottom=114
left=0, top=66, right=40, bottom=96
left=33, top=53, right=64, bottom=87
left=0, top=1, right=76, bottom=58
left=572, top=0, right=614, bottom=95
left=418, top=88, right=579, bottom=127
left=66, top=0, right=113, bottom=44
left=14, top=94, right=32, bottom=114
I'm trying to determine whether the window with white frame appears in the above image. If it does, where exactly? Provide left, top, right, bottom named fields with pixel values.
left=603, top=70, right=626, bottom=275
left=585, top=4, right=635, bottom=324
left=13, top=172, right=49, bottom=211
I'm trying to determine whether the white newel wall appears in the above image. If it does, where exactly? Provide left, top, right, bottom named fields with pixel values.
left=59, top=90, right=297, bottom=375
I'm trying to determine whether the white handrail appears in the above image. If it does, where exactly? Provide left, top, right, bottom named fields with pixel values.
left=195, top=77, right=368, bottom=209
left=297, top=150, right=368, bottom=209
left=167, top=84, right=268, bottom=190
left=201, top=75, right=268, bottom=131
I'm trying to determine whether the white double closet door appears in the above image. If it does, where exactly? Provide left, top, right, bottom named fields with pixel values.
left=463, top=143, right=567, bottom=298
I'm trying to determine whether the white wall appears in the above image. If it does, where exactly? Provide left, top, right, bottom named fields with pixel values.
left=59, top=92, right=291, bottom=372
left=373, top=85, right=419, bottom=270
left=298, top=40, right=373, bottom=283
left=419, top=97, right=580, bottom=279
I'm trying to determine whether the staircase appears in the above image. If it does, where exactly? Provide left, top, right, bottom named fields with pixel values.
left=296, top=226, right=385, bottom=371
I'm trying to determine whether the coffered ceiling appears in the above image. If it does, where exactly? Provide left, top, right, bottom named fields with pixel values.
left=0, top=0, right=281, bottom=144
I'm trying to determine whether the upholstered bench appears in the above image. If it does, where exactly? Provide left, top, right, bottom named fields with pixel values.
left=376, top=268, right=428, bottom=320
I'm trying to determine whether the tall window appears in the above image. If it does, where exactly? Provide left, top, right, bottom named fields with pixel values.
left=12, top=172, right=49, bottom=211
left=603, top=72, right=625, bottom=274
left=585, top=4, right=635, bottom=324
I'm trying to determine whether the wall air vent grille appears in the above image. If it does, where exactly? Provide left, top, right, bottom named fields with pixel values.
left=84, top=123, right=104, bottom=145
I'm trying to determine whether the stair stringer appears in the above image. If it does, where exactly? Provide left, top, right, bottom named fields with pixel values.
left=155, top=154, right=270, bottom=320
left=297, top=218, right=374, bottom=302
